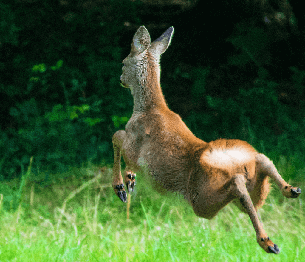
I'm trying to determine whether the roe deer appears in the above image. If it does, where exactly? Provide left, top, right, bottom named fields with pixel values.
left=112, top=26, right=301, bottom=254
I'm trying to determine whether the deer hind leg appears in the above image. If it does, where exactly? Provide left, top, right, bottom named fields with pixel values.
left=256, top=154, right=301, bottom=198
left=232, top=174, right=270, bottom=213
left=231, top=174, right=280, bottom=254
left=112, top=130, right=128, bottom=202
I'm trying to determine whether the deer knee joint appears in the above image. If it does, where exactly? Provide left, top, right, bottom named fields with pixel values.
left=112, top=130, right=126, bottom=147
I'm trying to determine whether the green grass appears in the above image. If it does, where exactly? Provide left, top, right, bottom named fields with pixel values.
left=0, top=161, right=304, bottom=262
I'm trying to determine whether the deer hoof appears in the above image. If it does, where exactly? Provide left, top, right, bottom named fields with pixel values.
left=115, top=184, right=127, bottom=202
left=291, top=187, right=301, bottom=198
left=282, top=186, right=301, bottom=198
left=260, top=237, right=280, bottom=254
left=268, top=244, right=280, bottom=254
left=126, top=172, right=136, bottom=193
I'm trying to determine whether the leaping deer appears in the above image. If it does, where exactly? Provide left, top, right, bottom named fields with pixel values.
left=112, top=26, right=301, bottom=254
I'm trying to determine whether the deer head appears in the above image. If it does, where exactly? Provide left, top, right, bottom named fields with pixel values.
left=120, top=26, right=174, bottom=103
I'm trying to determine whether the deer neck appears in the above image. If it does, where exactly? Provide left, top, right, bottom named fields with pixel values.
left=132, top=56, right=168, bottom=113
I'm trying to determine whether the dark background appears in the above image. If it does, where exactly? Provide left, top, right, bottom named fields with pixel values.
left=0, top=0, right=304, bottom=180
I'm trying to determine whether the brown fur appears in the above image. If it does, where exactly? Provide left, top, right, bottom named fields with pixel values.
left=113, top=26, right=301, bottom=254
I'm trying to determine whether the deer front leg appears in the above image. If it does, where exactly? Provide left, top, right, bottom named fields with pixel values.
left=231, top=174, right=280, bottom=254
left=112, top=130, right=127, bottom=202
left=125, top=170, right=136, bottom=193
left=256, top=154, right=301, bottom=198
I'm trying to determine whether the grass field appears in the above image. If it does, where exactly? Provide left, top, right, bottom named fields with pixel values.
left=0, top=158, right=304, bottom=262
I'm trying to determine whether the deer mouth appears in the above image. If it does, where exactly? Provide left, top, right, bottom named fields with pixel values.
left=120, top=78, right=128, bottom=89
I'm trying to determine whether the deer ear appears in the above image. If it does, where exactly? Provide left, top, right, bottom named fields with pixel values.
left=132, top=26, right=151, bottom=54
left=150, top=26, right=174, bottom=57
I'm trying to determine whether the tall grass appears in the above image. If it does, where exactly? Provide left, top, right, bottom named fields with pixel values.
left=0, top=160, right=304, bottom=262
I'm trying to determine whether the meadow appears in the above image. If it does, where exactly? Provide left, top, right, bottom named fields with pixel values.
left=0, top=157, right=304, bottom=262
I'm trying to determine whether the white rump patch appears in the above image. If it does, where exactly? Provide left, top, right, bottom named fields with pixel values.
left=205, top=148, right=252, bottom=168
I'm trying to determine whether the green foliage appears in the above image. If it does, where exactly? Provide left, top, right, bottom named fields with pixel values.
left=0, top=157, right=33, bottom=211
left=0, top=3, right=19, bottom=45
left=0, top=52, right=130, bottom=176
left=0, top=0, right=304, bottom=180
left=227, top=24, right=271, bottom=67
left=179, top=21, right=305, bottom=160
left=191, top=67, right=210, bottom=103
left=7, top=95, right=112, bottom=174
left=290, top=66, right=305, bottom=94
left=0, top=166, right=304, bottom=261
left=112, top=115, right=129, bottom=128
left=182, top=61, right=305, bottom=160
left=0, top=0, right=139, bottom=177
